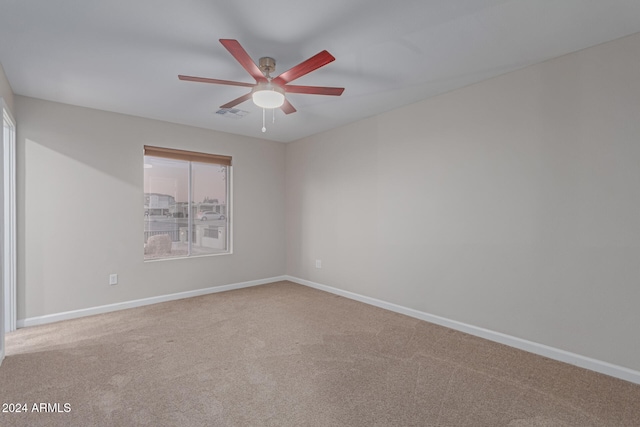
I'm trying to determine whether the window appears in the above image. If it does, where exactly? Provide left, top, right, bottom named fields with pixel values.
left=143, top=146, right=231, bottom=260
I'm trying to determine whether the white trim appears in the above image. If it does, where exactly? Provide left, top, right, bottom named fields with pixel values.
left=227, top=164, right=233, bottom=255
left=2, top=100, right=16, bottom=334
left=284, top=275, right=640, bottom=386
left=16, top=273, right=640, bottom=385
left=17, top=276, right=287, bottom=328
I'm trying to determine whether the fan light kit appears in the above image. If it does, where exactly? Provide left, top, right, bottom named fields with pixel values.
left=179, top=39, right=344, bottom=132
left=252, top=83, right=285, bottom=109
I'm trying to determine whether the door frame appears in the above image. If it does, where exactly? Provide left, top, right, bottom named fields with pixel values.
left=1, top=98, right=17, bottom=364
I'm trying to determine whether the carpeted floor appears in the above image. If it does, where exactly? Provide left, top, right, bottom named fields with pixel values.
left=1, top=281, right=639, bottom=426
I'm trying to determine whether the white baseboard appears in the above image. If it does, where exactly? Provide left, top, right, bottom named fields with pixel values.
left=16, top=274, right=640, bottom=385
left=284, top=275, right=640, bottom=386
left=16, top=276, right=287, bottom=329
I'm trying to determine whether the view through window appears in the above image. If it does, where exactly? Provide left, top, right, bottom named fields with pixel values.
left=143, top=146, right=231, bottom=260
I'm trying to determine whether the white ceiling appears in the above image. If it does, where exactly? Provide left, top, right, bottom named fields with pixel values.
left=1, top=1, right=640, bottom=143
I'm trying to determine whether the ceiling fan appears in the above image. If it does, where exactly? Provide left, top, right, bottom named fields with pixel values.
left=178, top=39, right=344, bottom=115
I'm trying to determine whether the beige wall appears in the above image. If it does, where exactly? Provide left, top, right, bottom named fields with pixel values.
left=0, top=63, right=14, bottom=113
left=16, top=96, right=286, bottom=319
left=286, top=32, right=640, bottom=371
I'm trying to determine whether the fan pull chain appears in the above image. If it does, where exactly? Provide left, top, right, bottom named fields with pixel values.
left=261, top=108, right=277, bottom=132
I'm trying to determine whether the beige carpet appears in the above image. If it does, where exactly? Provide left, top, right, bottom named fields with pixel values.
left=1, top=281, right=639, bottom=426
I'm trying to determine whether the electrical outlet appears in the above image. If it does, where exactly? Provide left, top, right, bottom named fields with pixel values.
left=315, top=260, right=322, bottom=269
left=109, top=274, right=118, bottom=285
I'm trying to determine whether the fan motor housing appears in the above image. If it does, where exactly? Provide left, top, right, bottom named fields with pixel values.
left=258, top=57, right=276, bottom=75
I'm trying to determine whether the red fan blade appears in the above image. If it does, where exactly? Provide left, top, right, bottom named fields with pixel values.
left=219, top=39, right=267, bottom=83
left=271, top=50, right=335, bottom=86
left=280, top=98, right=297, bottom=115
left=178, top=75, right=255, bottom=88
left=284, top=85, right=344, bottom=96
left=220, top=92, right=253, bottom=109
